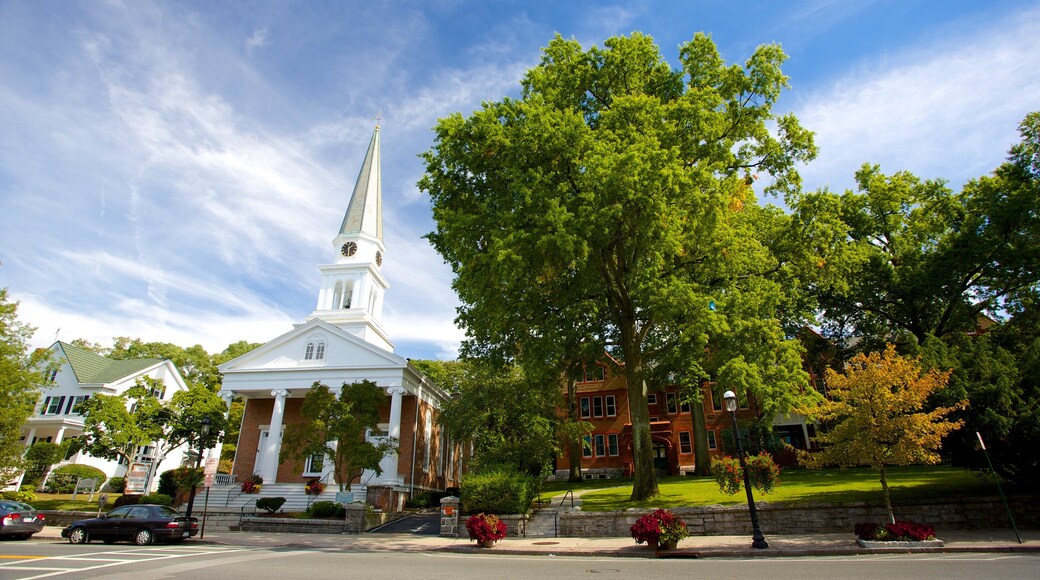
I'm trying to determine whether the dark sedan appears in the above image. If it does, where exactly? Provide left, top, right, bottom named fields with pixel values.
left=62, top=504, right=198, bottom=546
left=0, top=500, right=46, bottom=540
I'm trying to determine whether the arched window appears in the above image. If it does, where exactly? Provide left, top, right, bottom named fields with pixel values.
left=304, top=342, right=315, bottom=360
left=315, top=341, right=326, bottom=360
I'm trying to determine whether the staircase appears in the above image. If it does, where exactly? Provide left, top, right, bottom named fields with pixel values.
left=208, top=483, right=366, bottom=514
left=523, top=507, right=560, bottom=538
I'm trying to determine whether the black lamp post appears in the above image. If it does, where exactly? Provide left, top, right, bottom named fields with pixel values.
left=184, top=417, right=211, bottom=521
left=723, top=390, right=768, bottom=549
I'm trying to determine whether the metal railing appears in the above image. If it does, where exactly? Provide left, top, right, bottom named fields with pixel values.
left=214, top=473, right=237, bottom=486
left=305, top=472, right=334, bottom=509
left=553, top=490, right=575, bottom=538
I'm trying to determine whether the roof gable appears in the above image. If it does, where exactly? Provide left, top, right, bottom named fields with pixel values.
left=57, top=342, right=164, bottom=384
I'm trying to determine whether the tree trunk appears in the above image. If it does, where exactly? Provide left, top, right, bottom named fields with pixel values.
left=879, top=464, right=895, bottom=524
left=566, top=378, right=583, bottom=482
left=620, top=318, right=658, bottom=501
left=691, top=399, right=711, bottom=475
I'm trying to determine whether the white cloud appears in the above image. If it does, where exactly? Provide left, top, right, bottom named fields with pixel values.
left=795, top=6, right=1040, bottom=193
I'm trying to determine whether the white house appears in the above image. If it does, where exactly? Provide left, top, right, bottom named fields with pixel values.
left=15, top=341, right=192, bottom=493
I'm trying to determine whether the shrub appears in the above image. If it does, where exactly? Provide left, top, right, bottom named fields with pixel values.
left=46, top=464, right=106, bottom=493
left=114, top=494, right=141, bottom=508
left=405, top=491, right=432, bottom=509
left=710, top=453, right=781, bottom=494
left=465, top=513, right=508, bottom=543
left=460, top=468, right=538, bottom=514
left=106, top=477, right=126, bottom=493
left=630, top=509, right=689, bottom=546
left=307, top=501, right=339, bottom=518
left=139, top=493, right=173, bottom=506
left=854, top=521, right=936, bottom=541
left=2, top=487, right=36, bottom=502
left=256, top=497, right=286, bottom=514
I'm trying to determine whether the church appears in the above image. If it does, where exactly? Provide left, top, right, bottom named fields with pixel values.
left=217, top=126, right=465, bottom=512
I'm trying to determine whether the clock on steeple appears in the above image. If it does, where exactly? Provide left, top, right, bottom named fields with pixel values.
left=341, top=242, right=357, bottom=257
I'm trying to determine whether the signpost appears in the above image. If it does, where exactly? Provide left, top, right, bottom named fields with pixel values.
left=124, top=463, right=150, bottom=494
left=201, top=454, right=219, bottom=539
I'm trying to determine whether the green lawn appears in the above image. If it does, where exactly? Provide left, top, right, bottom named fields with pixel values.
left=543, top=465, right=1004, bottom=511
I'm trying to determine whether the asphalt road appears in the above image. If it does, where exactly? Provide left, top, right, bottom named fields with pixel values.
left=1, top=541, right=1038, bottom=580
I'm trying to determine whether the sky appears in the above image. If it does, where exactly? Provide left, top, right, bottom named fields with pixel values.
left=2, top=0, right=1039, bottom=362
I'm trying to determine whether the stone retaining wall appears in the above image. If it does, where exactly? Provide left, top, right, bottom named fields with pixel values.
left=558, top=497, right=1040, bottom=537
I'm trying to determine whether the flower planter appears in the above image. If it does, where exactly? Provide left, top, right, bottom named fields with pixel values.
left=658, top=539, right=679, bottom=550
left=478, top=539, right=495, bottom=548
left=857, top=538, right=944, bottom=549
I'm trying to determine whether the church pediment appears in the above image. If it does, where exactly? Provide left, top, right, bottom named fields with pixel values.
left=218, top=319, right=407, bottom=373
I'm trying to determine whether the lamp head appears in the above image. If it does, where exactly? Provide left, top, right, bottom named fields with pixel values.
left=723, top=390, right=738, bottom=413
left=201, top=416, right=212, bottom=436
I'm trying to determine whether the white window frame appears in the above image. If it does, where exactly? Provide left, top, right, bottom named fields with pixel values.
left=679, top=431, right=692, bottom=454
left=605, top=395, right=616, bottom=417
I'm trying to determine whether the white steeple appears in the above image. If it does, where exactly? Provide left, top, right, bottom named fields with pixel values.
left=307, top=126, right=393, bottom=351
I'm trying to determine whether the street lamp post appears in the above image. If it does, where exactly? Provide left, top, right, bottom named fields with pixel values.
left=184, top=417, right=211, bottom=521
left=723, top=390, right=768, bottom=549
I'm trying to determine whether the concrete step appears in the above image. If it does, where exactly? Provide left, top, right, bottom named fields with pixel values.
left=206, top=483, right=364, bottom=514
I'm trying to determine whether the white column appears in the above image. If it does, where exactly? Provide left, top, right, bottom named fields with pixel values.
left=377, top=387, right=405, bottom=484
left=23, top=427, right=36, bottom=448
left=261, top=390, right=289, bottom=483
left=54, top=427, right=66, bottom=444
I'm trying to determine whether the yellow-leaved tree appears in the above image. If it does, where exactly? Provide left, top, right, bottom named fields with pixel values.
left=800, top=344, right=967, bottom=523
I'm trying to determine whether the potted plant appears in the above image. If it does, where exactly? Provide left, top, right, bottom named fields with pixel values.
left=241, top=474, right=263, bottom=494
left=465, top=513, right=508, bottom=548
left=631, top=509, right=689, bottom=549
left=304, top=477, right=326, bottom=495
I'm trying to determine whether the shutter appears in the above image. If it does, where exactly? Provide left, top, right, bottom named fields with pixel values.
left=42, top=397, right=51, bottom=415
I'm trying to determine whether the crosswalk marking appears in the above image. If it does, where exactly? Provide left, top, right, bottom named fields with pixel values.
left=0, top=546, right=249, bottom=580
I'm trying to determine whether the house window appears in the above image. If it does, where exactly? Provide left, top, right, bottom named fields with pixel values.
left=707, top=429, right=717, bottom=450
left=679, top=432, right=692, bottom=454
left=47, top=369, right=58, bottom=382
left=680, top=399, right=691, bottom=413
left=46, top=397, right=64, bottom=415
left=607, top=434, right=619, bottom=456
left=423, top=413, right=433, bottom=472
left=666, top=392, right=678, bottom=414
left=582, top=435, right=592, bottom=458
left=315, top=341, right=326, bottom=359
left=583, top=365, right=605, bottom=382
left=740, top=391, right=750, bottom=410
left=580, top=397, right=591, bottom=419
left=710, top=385, right=722, bottom=411
left=647, top=394, right=657, bottom=405
left=305, top=452, right=324, bottom=475
left=605, top=395, right=616, bottom=417
left=592, top=397, right=604, bottom=418
left=147, top=383, right=166, bottom=399
left=594, top=434, right=605, bottom=457
left=304, top=342, right=315, bottom=360
left=71, top=396, right=89, bottom=414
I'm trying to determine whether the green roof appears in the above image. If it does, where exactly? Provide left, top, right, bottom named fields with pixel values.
left=57, top=342, right=164, bottom=384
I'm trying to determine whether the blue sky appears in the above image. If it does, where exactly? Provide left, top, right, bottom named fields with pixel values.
left=2, top=1, right=1039, bottom=361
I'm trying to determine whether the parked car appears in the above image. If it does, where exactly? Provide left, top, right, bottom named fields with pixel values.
left=0, top=500, right=46, bottom=540
left=61, top=504, right=198, bottom=545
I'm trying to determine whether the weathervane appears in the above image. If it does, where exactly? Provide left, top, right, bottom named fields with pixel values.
left=375, top=111, right=382, bottom=129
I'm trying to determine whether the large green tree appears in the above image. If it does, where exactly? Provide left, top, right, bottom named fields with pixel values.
left=421, top=33, right=817, bottom=500
left=800, top=112, right=1040, bottom=348
left=80, top=379, right=227, bottom=491
left=413, top=359, right=563, bottom=477
left=0, top=289, right=49, bottom=483
left=280, top=381, right=396, bottom=491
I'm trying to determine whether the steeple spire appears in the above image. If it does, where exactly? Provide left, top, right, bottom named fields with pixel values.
left=307, top=125, right=393, bottom=352
left=338, top=126, right=382, bottom=241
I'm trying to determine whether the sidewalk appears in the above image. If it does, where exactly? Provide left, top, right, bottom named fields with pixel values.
left=29, top=525, right=1040, bottom=558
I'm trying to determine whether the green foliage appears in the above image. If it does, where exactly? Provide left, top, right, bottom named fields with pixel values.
left=421, top=32, right=818, bottom=501
left=139, top=493, right=173, bottom=506
left=280, top=380, right=397, bottom=492
left=256, top=497, right=286, bottom=514
left=157, top=467, right=201, bottom=505
left=0, top=289, right=48, bottom=481
left=404, top=491, right=432, bottom=509
left=416, top=360, right=558, bottom=477
left=114, top=494, right=141, bottom=508
left=1, top=487, right=36, bottom=502
left=22, top=442, right=66, bottom=487
left=306, top=500, right=338, bottom=517
left=46, top=464, right=106, bottom=493
left=80, top=381, right=227, bottom=491
left=710, top=453, right=781, bottom=495
left=107, top=477, right=126, bottom=493
left=460, top=468, right=539, bottom=515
